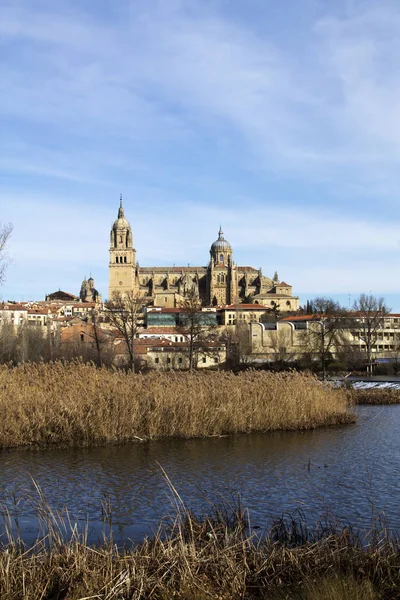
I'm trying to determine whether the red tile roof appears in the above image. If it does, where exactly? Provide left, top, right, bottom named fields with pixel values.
left=138, top=327, right=182, bottom=335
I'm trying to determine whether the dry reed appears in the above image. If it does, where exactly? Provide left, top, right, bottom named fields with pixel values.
left=350, top=388, right=400, bottom=405
left=0, top=362, right=354, bottom=449
left=0, top=501, right=397, bottom=599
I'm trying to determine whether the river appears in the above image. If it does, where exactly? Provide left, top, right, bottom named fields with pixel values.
left=1, top=405, right=400, bottom=546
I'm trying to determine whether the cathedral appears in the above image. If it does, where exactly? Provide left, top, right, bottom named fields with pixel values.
left=109, top=198, right=299, bottom=310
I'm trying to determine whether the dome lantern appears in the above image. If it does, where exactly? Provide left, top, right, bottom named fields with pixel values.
left=210, top=226, right=232, bottom=266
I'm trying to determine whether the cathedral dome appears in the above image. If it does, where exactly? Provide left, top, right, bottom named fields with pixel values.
left=211, top=227, right=231, bottom=252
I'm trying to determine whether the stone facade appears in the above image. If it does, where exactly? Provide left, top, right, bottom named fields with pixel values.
left=79, top=276, right=102, bottom=303
left=109, top=198, right=299, bottom=310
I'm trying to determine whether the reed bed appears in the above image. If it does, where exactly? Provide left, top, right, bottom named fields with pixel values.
left=0, top=502, right=398, bottom=599
left=0, top=362, right=354, bottom=449
left=350, top=387, right=400, bottom=405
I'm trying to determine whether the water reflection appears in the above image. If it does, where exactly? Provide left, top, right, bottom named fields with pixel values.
left=1, top=405, right=400, bottom=545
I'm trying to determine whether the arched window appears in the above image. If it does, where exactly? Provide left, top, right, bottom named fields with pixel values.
left=116, top=257, right=119, bottom=263
left=217, top=274, right=220, bottom=283
left=120, top=256, right=123, bottom=263
left=120, top=235, right=123, bottom=244
left=221, top=273, right=225, bottom=283
left=219, top=253, right=224, bottom=263
left=124, top=256, right=127, bottom=263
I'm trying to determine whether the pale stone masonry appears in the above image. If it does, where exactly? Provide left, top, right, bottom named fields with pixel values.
left=109, top=197, right=300, bottom=310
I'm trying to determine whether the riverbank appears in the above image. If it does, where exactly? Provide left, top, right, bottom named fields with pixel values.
left=0, top=506, right=395, bottom=599
left=0, top=362, right=354, bottom=449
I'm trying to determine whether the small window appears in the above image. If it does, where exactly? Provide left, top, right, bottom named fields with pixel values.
left=167, top=357, right=171, bottom=363
left=202, top=357, right=206, bottom=363
left=178, top=357, right=183, bottom=364
left=124, top=256, right=127, bottom=263
left=116, top=257, right=119, bottom=263
left=155, top=357, right=159, bottom=364
left=80, top=333, right=84, bottom=342
left=219, top=254, right=223, bottom=263
left=214, top=357, right=219, bottom=363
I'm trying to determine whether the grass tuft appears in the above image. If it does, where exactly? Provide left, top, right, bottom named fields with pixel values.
left=0, top=497, right=397, bottom=599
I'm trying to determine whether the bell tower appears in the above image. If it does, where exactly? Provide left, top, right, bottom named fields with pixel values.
left=108, top=195, right=136, bottom=299
left=208, top=227, right=237, bottom=305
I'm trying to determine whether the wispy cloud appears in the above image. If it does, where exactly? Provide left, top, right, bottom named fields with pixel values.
left=3, top=0, right=400, bottom=305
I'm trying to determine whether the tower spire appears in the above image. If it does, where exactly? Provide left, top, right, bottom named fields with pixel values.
left=118, top=194, right=124, bottom=218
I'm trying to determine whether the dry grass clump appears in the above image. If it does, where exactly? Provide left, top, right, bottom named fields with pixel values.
left=0, top=503, right=398, bottom=599
left=350, top=388, right=400, bottom=405
left=0, top=362, right=354, bottom=449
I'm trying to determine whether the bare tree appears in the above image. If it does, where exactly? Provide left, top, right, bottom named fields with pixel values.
left=0, top=322, right=16, bottom=362
left=223, top=321, right=252, bottom=369
left=16, top=323, right=48, bottom=363
left=305, top=297, right=348, bottom=380
left=85, top=309, right=115, bottom=367
left=352, top=294, right=391, bottom=374
left=178, top=291, right=219, bottom=371
left=105, top=291, right=146, bottom=372
left=0, top=223, right=13, bottom=285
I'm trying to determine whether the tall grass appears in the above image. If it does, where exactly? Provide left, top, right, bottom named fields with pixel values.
left=0, top=362, right=354, bottom=449
left=351, top=388, right=400, bottom=405
left=0, top=498, right=398, bottom=599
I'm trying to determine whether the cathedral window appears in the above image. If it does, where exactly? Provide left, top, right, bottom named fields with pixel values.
left=219, top=253, right=224, bottom=263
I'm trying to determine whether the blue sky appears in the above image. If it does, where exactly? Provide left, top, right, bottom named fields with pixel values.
left=2, top=0, right=400, bottom=309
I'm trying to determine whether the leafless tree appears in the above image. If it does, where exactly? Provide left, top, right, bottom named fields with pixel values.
left=224, top=321, right=252, bottom=369
left=0, top=223, right=13, bottom=285
left=352, top=294, right=391, bottom=374
left=16, top=323, right=47, bottom=363
left=84, top=309, right=115, bottom=367
left=305, top=297, right=348, bottom=380
left=178, top=291, right=219, bottom=371
left=105, top=291, right=146, bottom=372
left=0, top=322, right=16, bottom=362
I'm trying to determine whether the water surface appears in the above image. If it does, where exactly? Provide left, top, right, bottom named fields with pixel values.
left=1, top=405, right=399, bottom=545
